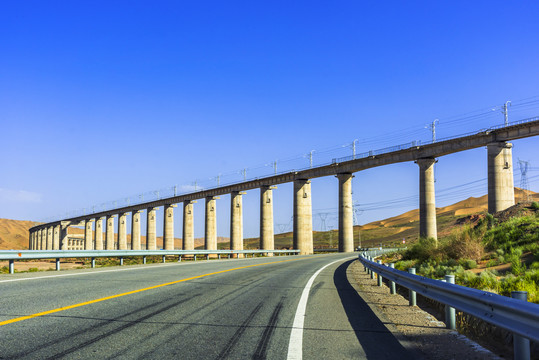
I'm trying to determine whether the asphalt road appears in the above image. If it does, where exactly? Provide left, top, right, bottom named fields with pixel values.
left=0, top=254, right=414, bottom=359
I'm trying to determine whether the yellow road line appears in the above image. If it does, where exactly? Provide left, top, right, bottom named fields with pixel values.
left=0, top=258, right=301, bottom=327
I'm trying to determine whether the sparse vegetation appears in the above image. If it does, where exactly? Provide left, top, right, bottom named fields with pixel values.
left=393, top=208, right=539, bottom=303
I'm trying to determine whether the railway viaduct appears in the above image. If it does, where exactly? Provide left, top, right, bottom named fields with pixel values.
left=29, top=119, right=539, bottom=254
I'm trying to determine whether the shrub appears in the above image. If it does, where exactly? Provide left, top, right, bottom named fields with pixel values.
left=460, top=259, right=477, bottom=270
left=531, top=201, right=539, bottom=210
left=395, top=260, right=416, bottom=271
left=402, top=237, right=441, bottom=262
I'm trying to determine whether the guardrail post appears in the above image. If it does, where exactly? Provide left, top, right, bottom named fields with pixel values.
left=120, top=257, right=124, bottom=266
left=377, top=260, right=383, bottom=286
left=9, top=259, right=14, bottom=274
left=228, top=253, right=231, bottom=259
left=206, top=254, right=209, bottom=260
left=511, top=291, right=530, bottom=360
left=178, top=255, right=182, bottom=262
left=162, top=255, right=166, bottom=263
left=218, top=254, right=221, bottom=260
left=408, top=268, right=416, bottom=306
left=389, top=263, right=396, bottom=294
left=444, top=275, right=456, bottom=329
left=143, top=256, right=146, bottom=265
left=370, top=258, right=375, bottom=279
left=91, top=257, right=96, bottom=268
left=194, top=255, right=197, bottom=261
left=56, top=258, right=60, bottom=271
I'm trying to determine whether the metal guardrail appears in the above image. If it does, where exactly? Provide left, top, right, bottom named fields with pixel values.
left=359, top=252, right=538, bottom=358
left=0, top=249, right=300, bottom=274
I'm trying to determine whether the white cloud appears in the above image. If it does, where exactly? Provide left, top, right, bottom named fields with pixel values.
left=0, top=188, right=42, bottom=203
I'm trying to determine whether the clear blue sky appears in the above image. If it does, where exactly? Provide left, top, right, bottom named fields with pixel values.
left=1, top=1, right=538, bottom=239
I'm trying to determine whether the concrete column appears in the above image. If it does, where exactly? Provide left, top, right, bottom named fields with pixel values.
left=105, top=215, right=116, bottom=250
left=53, top=225, right=61, bottom=250
left=131, top=210, right=142, bottom=250
left=416, top=158, right=437, bottom=241
left=337, top=173, right=354, bottom=252
left=84, top=220, right=93, bottom=250
left=28, top=231, right=33, bottom=250
left=36, top=229, right=43, bottom=250
left=293, top=179, right=313, bottom=255
left=205, top=196, right=219, bottom=250
left=146, top=207, right=158, bottom=250
left=39, top=229, right=44, bottom=249
left=94, top=218, right=104, bottom=250
left=487, top=142, right=515, bottom=213
left=231, top=191, right=246, bottom=254
left=118, top=213, right=128, bottom=250
left=164, top=204, right=177, bottom=250
left=60, top=225, right=68, bottom=250
left=260, top=186, right=276, bottom=255
left=47, top=227, right=53, bottom=250
left=183, top=200, right=196, bottom=250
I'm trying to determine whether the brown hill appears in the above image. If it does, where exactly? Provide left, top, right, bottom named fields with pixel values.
left=1, top=188, right=537, bottom=250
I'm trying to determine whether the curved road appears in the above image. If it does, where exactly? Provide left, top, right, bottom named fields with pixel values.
left=0, top=254, right=413, bottom=359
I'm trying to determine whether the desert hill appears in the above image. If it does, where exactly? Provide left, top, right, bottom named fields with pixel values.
left=1, top=188, right=537, bottom=250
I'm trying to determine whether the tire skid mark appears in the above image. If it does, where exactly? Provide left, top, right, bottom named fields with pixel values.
left=10, top=293, right=201, bottom=360
left=309, top=281, right=325, bottom=298
left=216, top=303, right=263, bottom=359
left=42, top=295, right=201, bottom=360
left=129, top=274, right=275, bottom=359
left=253, top=296, right=285, bottom=360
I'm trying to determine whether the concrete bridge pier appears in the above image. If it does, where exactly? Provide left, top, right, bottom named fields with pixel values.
left=205, top=196, right=219, bottom=250
left=293, top=179, right=313, bottom=255
left=47, top=227, right=53, bottom=250
left=28, top=231, right=34, bottom=250
left=105, top=215, right=116, bottom=250
left=230, top=191, right=245, bottom=256
left=118, top=213, right=128, bottom=250
left=337, top=173, right=354, bottom=252
left=41, top=228, right=46, bottom=250
left=95, top=217, right=104, bottom=250
left=146, top=207, right=158, bottom=250
left=164, top=204, right=176, bottom=250
left=416, top=158, right=437, bottom=241
left=84, top=219, right=94, bottom=250
left=487, top=142, right=515, bottom=213
left=183, top=200, right=196, bottom=250
left=53, top=225, right=60, bottom=250
left=38, top=229, right=44, bottom=249
left=60, top=224, right=68, bottom=250
left=260, top=186, right=276, bottom=256
left=131, top=210, right=142, bottom=250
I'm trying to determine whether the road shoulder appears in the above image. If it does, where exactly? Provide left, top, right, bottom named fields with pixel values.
left=349, top=260, right=501, bottom=360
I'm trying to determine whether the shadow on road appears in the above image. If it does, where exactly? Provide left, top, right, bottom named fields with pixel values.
left=333, top=260, right=416, bottom=360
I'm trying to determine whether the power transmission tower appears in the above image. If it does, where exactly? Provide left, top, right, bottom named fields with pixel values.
left=518, top=159, right=530, bottom=201
left=317, top=212, right=330, bottom=231
left=353, top=202, right=364, bottom=248
left=276, top=224, right=288, bottom=233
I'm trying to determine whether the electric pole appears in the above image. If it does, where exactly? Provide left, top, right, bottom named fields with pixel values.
left=308, top=150, right=315, bottom=168
left=502, top=100, right=511, bottom=126
left=428, top=119, right=439, bottom=143
left=352, top=139, right=358, bottom=159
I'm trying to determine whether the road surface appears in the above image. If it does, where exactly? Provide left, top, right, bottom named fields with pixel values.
left=0, top=254, right=413, bottom=359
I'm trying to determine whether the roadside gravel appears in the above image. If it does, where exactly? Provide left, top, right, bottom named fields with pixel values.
left=350, top=260, right=503, bottom=360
